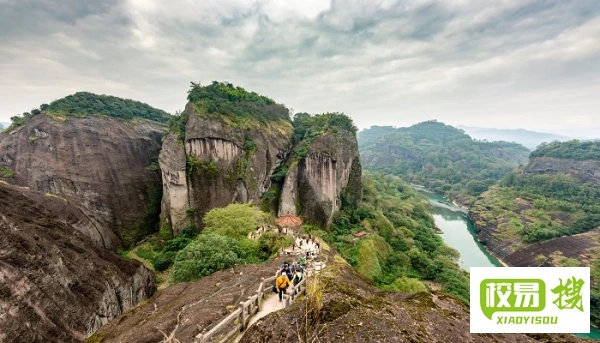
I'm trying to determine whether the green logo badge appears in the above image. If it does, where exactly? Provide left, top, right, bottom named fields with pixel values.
left=552, top=276, right=585, bottom=311
left=480, top=279, right=546, bottom=319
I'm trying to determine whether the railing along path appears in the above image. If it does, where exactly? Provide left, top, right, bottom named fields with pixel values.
left=195, top=253, right=326, bottom=343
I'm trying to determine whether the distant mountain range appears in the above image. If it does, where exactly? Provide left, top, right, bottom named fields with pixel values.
left=457, top=126, right=573, bottom=150
left=0, top=122, right=9, bottom=129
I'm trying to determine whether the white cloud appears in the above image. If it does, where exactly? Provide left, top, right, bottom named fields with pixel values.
left=0, top=0, right=599, bottom=137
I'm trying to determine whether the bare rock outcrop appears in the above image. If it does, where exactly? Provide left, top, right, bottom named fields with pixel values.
left=281, top=130, right=362, bottom=226
left=0, top=182, right=156, bottom=343
left=160, top=101, right=293, bottom=234
left=525, top=157, right=600, bottom=185
left=0, top=114, right=165, bottom=249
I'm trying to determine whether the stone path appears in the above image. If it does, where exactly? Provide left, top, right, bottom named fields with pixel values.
left=233, top=236, right=322, bottom=342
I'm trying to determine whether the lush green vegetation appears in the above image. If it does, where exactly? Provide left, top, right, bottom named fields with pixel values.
left=311, top=172, right=470, bottom=303
left=472, top=172, right=600, bottom=244
left=0, top=166, right=14, bottom=178
left=187, top=81, right=291, bottom=128
left=591, top=258, right=600, bottom=326
left=358, top=121, right=530, bottom=203
left=203, top=203, right=269, bottom=240
left=530, top=140, right=600, bottom=160
left=168, top=204, right=292, bottom=284
left=171, top=234, right=248, bottom=283
left=3, top=92, right=171, bottom=132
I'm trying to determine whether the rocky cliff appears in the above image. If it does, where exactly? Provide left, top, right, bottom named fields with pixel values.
left=280, top=129, right=362, bottom=226
left=525, top=157, right=600, bottom=185
left=0, top=114, right=165, bottom=249
left=159, top=100, right=293, bottom=234
left=160, top=83, right=362, bottom=234
left=0, top=182, right=156, bottom=343
left=471, top=154, right=600, bottom=260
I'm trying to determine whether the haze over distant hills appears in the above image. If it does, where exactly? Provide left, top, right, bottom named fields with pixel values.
left=0, top=122, right=8, bottom=129
left=457, top=125, right=573, bottom=150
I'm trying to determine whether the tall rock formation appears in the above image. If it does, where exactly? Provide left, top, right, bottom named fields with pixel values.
left=280, top=128, right=362, bottom=226
left=0, top=182, right=156, bottom=343
left=0, top=113, right=165, bottom=249
left=159, top=82, right=293, bottom=234
left=159, top=83, right=363, bottom=234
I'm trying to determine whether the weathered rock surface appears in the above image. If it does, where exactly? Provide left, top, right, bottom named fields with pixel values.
left=0, top=114, right=165, bottom=249
left=503, top=228, right=600, bottom=267
left=525, top=157, right=600, bottom=185
left=240, top=250, right=584, bottom=343
left=282, top=130, right=362, bottom=226
left=0, top=182, right=156, bottom=343
left=159, top=132, right=191, bottom=235
left=160, top=102, right=293, bottom=233
left=89, top=255, right=288, bottom=343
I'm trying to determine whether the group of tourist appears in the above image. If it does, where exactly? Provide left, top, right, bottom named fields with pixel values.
left=274, top=260, right=305, bottom=301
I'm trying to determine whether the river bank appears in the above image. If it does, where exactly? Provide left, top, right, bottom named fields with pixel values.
left=418, top=188, right=599, bottom=339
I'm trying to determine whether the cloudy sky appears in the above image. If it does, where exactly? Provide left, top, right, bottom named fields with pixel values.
left=1, top=0, right=599, bottom=137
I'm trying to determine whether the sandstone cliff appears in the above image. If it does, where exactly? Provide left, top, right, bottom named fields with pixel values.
left=0, top=114, right=165, bottom=249
left=159, top=99, right=293, bottom=234
left=0, top=182, right=156, bottom=343
left=280, top=129, right=362, bottom=226
left=160, top=83, right=362, bottom=234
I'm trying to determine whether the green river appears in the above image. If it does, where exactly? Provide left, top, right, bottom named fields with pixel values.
left=421, top=190, right=599, bottom=339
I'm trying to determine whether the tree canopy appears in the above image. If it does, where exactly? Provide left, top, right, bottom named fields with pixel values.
left=530, top=140, right=600, bottom=160
left=203, top=203, right=270, bottom=240
left=3, top=92, right=171, bottom=131
left=313, top=171, right=470, bottom=303
left=187, top=81, right=290, bottom=123
left=358, top=121, right=530, bottom=202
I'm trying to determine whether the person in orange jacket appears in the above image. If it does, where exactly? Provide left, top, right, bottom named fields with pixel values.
left=276, top=272, right=291, bottom=302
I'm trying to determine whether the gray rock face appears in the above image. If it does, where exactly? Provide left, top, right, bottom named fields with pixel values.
left=159, top=103, right=362, bottom=233
left=288, top=130, right=362, bottom=226
left=278, top=163, right=298, bottom=216
left=159, top=132, right=191, bottom=235
left=0, top=182, right=156, bottom=343
left=525, top=157, right=600, bottom=185
left=0, top=114, right=165, bottom=249
left=160, top=103, right=292, bottom=230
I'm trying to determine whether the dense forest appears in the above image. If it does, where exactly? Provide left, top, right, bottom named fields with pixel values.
left=530, top=140, right=600, bottom=160
left=3, top=92, right=171, bottom=131
left=310, top=172, right=470, bottom=303
left=358, top=121, right=530, bottom=204
left=187, top=81, right=290, bottom=126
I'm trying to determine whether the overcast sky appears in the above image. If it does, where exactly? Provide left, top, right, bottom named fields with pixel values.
left=1, top=0, right=599, bottom=137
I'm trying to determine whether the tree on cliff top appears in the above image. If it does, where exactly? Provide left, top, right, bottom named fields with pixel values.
left=3, top=92, right=171, bottom=131
left=187, top=81, right=290, bottom=123
left=292, top=112, right=358, bottom=144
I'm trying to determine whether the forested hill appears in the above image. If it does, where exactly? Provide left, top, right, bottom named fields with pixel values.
left=358, top=121, right=530, bottom=204
left=469, top=140, right=600, bottom=325
left=3, top=92, right=171, bottom=131
left=530, top=140, right=600, bottom=160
